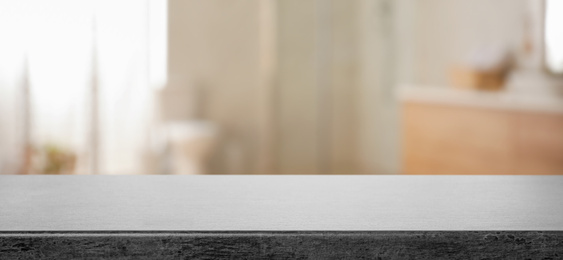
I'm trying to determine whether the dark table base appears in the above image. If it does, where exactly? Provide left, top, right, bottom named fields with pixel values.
left=1, top=231, right=562, bottom=259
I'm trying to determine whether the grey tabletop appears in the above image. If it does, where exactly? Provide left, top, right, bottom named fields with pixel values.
left=1, top=175, right=563, bottom=231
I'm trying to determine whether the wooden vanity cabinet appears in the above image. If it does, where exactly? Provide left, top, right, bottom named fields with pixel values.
left=515, top=112, right=563, bottom=174
left=403, top=102, right=563, bottom=175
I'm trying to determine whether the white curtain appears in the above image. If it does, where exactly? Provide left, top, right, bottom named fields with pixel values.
left=0, top=0, right=165, bottom=174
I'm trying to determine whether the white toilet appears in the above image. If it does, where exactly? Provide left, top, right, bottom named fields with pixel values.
left=166, top=121, right=218, bottom=175
left=157, top=76, right=219, bottom=174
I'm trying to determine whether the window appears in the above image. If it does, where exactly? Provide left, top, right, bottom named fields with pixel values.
left=0, top=0, right=167, bottom=174
left=545, top=0, right=563, bottom=74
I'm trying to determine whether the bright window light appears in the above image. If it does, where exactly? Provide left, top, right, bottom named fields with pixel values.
left=149, top=0, right=168, bottom=89
left=545, top=0, right=563, bottom=74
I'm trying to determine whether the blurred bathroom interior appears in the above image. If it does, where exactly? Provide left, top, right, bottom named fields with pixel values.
left=0, top=0, right=562, bottom=175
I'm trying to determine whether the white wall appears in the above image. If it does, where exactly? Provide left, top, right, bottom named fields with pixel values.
left=412, top=0, right=528, bottom=85
left=167, top=0, right=400, bottom=175
left=168, top=0, right=264, bottom=174
left=275, top=0, right=397, bottom=174
left=275, top=0, right=321, bottom=174
left=275, top=0, right=365, bottom=174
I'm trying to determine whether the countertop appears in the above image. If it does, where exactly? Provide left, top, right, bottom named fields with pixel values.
left=399, top=85, right=563, bottom=114
left=1, top=175, right=563, bottom=259
left=1, top=175, right=563, bottom=231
